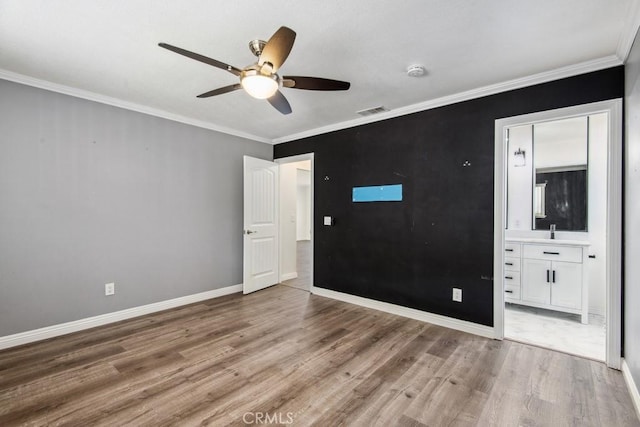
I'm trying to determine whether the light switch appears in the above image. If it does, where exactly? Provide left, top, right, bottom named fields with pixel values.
left=323, top=216, right=332, bottom=226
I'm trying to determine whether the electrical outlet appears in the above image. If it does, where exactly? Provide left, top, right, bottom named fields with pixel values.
left=105, top=282, right=115, bottom=296
left=452, top=287, right=462, bottom=302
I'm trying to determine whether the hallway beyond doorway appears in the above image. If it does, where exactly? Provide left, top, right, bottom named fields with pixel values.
left=281, top=240, right=311, bottom=291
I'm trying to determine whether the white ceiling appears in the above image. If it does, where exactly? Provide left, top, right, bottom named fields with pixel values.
left=0, top=1, right=637, bottom=143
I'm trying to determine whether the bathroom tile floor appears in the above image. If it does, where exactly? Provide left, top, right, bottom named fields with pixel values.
left=505, top=303, right=606, bottom=361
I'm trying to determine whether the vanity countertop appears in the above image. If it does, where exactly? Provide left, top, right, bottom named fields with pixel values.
left=506, top=237, right=590, bottom=246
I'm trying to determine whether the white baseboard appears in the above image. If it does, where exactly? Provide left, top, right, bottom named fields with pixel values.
left=622, top=358, right=640, bottom=420
left=0, top=284, right=242, bottom=350
left=311, top=287, right=495, bottom=339
left=280, top=272, right=298, bottom=282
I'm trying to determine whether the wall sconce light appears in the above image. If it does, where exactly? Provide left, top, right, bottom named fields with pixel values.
left=514, top=148, right=526, bottom=167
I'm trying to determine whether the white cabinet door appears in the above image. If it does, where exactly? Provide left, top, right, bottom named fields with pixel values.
left=522, top=258, right=551, bottom=305
left=550, top=261, right=583, bottom=309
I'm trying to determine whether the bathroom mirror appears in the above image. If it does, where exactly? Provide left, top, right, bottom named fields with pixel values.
left=532, top=116, right=588, bottom=231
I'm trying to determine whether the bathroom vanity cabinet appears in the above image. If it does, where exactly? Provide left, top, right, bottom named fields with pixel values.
left=504, top=239, right=589, bottom=324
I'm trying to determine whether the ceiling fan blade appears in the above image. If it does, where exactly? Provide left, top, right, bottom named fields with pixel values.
left=196, top=84, right=242, bottom=98
left=282, top=76, right=350, bottom=91
left=158, top=43, right=241, bottom=76
left=258, top=27, right=296, bottom=73
left=267, top=90, right=292, bottom=115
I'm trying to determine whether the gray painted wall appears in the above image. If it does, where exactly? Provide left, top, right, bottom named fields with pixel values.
left=625, top=32, right=640, bottom=386
left=0, top=79, right=271, bottom=336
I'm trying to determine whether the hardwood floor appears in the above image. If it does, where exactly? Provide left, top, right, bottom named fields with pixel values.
left=0, top=285, right=637, bottom=426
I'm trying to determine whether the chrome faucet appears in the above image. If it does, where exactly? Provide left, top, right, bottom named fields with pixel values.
left=550, top=224, right=556, bottom=240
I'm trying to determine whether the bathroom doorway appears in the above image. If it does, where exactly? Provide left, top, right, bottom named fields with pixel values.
left=494, top=100, right=622, bottom=368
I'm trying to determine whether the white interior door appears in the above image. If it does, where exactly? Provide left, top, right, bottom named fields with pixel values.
left=243, top=156, right=279, bottom=294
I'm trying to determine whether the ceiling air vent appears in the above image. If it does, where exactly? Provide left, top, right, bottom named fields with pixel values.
left=356, top=106, right=389, bottom=117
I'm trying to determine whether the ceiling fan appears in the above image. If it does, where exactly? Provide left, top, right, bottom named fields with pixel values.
left=158, top=26, right=350, bottom=115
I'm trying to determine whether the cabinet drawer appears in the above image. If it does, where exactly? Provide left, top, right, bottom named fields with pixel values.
left=504, top=272, right=520, bottom=286
left=504, top=256, right=521, bottom=271
left=505, top=284, right=521, bottom=300
left=505, top=242, right=521, bottom=257
left=522, top=244, right=582, bottom=263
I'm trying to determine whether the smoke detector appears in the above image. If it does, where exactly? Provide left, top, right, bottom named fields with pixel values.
left=407, top=65, right=427, bottom=77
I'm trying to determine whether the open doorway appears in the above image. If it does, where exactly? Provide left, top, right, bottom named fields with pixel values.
left=277, top=155, right=313, bottom=292
left=505, top=114, right=605, bottom=360
left=494, top=100, right=622, bottom=368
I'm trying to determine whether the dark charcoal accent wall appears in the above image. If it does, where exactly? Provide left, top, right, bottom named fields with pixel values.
left=275, top=67, right=624, bottom=327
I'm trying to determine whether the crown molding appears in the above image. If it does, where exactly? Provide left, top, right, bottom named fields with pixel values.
left=272, top=55, right=622, bottom=144
left=1, top=53, right=623, bottom=147
left=617, top=0, right=640, bottom=63
left=0, top=69, right=271, bottom=144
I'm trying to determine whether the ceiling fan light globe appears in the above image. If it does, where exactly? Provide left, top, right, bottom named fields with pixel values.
left=241, top=74, right=279, bottom=99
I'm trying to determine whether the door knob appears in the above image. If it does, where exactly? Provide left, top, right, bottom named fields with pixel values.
left=244, top=230, right=257, bottom=235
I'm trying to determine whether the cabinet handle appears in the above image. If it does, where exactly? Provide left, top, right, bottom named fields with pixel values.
left=506, top=249, right=513, bottom=252
left=552, top=270, right=556, bottom=283
left=546, top=270, right=550, bottom=283
left=505, top=290, right=513, bottom=294
left=543, top=251, right=560, bottom=255
left=505, top=262, right=513, bottom=266
left=505, top=276, right=513, bottom=280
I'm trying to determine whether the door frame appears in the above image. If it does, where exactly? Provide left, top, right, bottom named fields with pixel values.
left=493, top=99, right=622, bottom=368
left=275, top=153, right=315, bottom=293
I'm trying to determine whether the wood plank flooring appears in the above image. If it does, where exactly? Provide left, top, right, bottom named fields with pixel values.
left=0, top=285, right=637, bottom=426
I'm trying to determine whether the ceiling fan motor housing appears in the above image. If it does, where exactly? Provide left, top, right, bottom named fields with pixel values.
left=248, top=39, right=267, bottom=57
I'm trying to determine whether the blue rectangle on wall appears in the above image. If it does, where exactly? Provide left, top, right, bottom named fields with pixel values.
left=352, top=184, right=403, bottom=202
